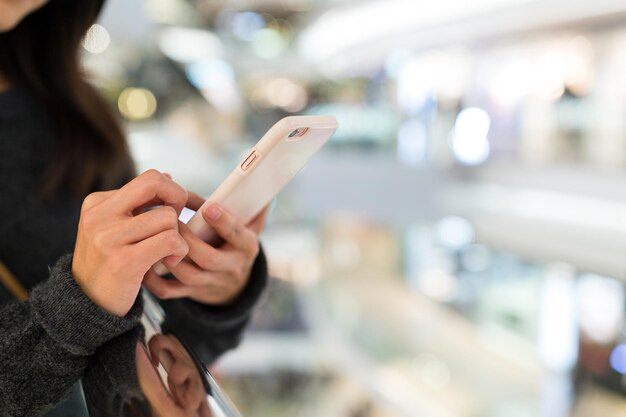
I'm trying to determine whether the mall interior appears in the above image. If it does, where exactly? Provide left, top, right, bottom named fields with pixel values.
left=86, top=0, right=626, bottom=416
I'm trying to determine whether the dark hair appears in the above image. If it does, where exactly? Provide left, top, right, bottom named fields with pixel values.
left=0, top=0, right=134, bottom=197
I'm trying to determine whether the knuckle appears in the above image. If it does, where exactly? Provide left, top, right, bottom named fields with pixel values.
left=163, top=230, right=187, bottom=253
left=163, top=230, right=180, bottom=247
left=81, top=193, right=97, bottom=211
left=142, top=169, right=162, bottom=181
left=146, top=178, right=162, bottom=193
left=157, top=206, right=178, bottom=228
left=179, top=269, right=201, bottom=285
left=140, top=170, right=166, bottom=190
left=223, top=222, right=240, bottom=240
left=229, top=262, right=243, bottom=277
left=222, top=260, right=236, bottom=275
left=246, top=240, right=260, bottom=258
left=166, top=206, right=179, bottom=224
left=200, top=251, right=221, bottom=270
left=238, top=259, right=250, bottom=275
left=92, top=229, right=109, bottom=248
left=80, top=208, right=98, bottom=229
left=173, top=272, right=190, bottom=285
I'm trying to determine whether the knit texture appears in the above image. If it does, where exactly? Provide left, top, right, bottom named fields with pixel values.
left=0, top=87, right=268, bottom=416
left=0, top=256, right=142, bottom=417
left=31, top=254, right=144, bottom=356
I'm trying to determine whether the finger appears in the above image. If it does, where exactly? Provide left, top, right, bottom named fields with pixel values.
left=186, top=191, right=206, bottom=212
left=111, top=169, right=188, bottom=216
left=246, top=205, right=270, bottom=236
left=133, top=188, right=196, bottom=216
left=81, top=190, right=116, bottom=212
left=202, top=205, right=258, bottom=255
left=131, top=201, right=172, bottom=217
left=166, top=260, right=206, bottom=286
left=143, top=269, right=191, bottom=300
left=178, top=222, right=234, bottom=273
left=131, top=229, right=188, bottom=271
left=132, top=176, right=174, bottom=214
left=122, top=206, right=180, bottom=244
left=168, top=258, right=235, bottom=286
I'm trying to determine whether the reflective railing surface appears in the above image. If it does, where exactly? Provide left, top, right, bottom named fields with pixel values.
left=72, top=293, right=243, bottom=417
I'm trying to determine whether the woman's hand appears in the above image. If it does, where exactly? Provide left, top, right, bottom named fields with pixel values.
left=72, top=170, right=190, bottom=317
left=143, top=192, right=268, bottom=305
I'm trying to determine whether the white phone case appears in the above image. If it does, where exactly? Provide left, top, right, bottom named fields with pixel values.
left=154, top=115, right=337, bottom=275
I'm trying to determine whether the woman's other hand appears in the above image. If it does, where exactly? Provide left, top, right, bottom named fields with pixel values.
left=143, top=192, right=268, bottom=305
left=72, top=170, right=189, bottom=317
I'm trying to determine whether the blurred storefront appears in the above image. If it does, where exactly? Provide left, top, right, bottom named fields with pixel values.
left=86, top=0, right=626, bottom=415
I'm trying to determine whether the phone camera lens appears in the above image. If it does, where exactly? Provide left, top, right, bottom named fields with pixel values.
left=288, top=128, right=309, bottom=138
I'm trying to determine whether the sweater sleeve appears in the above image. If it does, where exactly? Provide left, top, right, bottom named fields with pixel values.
left=0, top=254, right=143, bottom=417
left=159, top=247, right=268, bottom=364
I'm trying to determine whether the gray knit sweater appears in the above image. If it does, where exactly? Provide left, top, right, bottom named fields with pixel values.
left=0, top=87, right=267, bottom=416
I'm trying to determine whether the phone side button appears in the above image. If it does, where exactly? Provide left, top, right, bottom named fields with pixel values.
left=241, top=150, right=258, bottom=171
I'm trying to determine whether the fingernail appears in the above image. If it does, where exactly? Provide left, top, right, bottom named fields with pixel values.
left=205, top=205, right=221, bottom=221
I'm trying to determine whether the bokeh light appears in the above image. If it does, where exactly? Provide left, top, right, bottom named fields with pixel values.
left=577, top=274, right=625, bottom=344
left=459, top=244, right=492, bottom=272
left=450, top=107, right=491, bottom=166
left=157, top=27, right=223, bottom=63
left=247, top=77, right=308, bottom=113
left=397, top=119, right=428, bottom=166
left=435, top=216, right=475, bottom=250
left=118, top=87, right=157, bottom=120
left=232, top=12, right=266, bottom=41
left=266, top=78, right=308, bottom=112
left=185, top=58, right=241, bottom=112
left=610, top=344, right=626, bottom=374
left=82, top=24, right=111, bottom=54
left=251, top=28, right=288, bottom=59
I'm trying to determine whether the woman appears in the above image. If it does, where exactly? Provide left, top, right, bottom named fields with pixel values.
left=0, top=0, right=268, bottom=416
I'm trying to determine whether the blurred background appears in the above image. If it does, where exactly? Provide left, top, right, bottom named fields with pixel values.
left=88, top=0, right=626, bottom=416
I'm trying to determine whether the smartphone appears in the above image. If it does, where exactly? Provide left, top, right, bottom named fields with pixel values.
left=154, top=115, right=337, bottom=274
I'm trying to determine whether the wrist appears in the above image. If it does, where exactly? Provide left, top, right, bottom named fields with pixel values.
left=71, top=263, right=133, bottom=318
left=31, top=254, right=144, bottom=356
